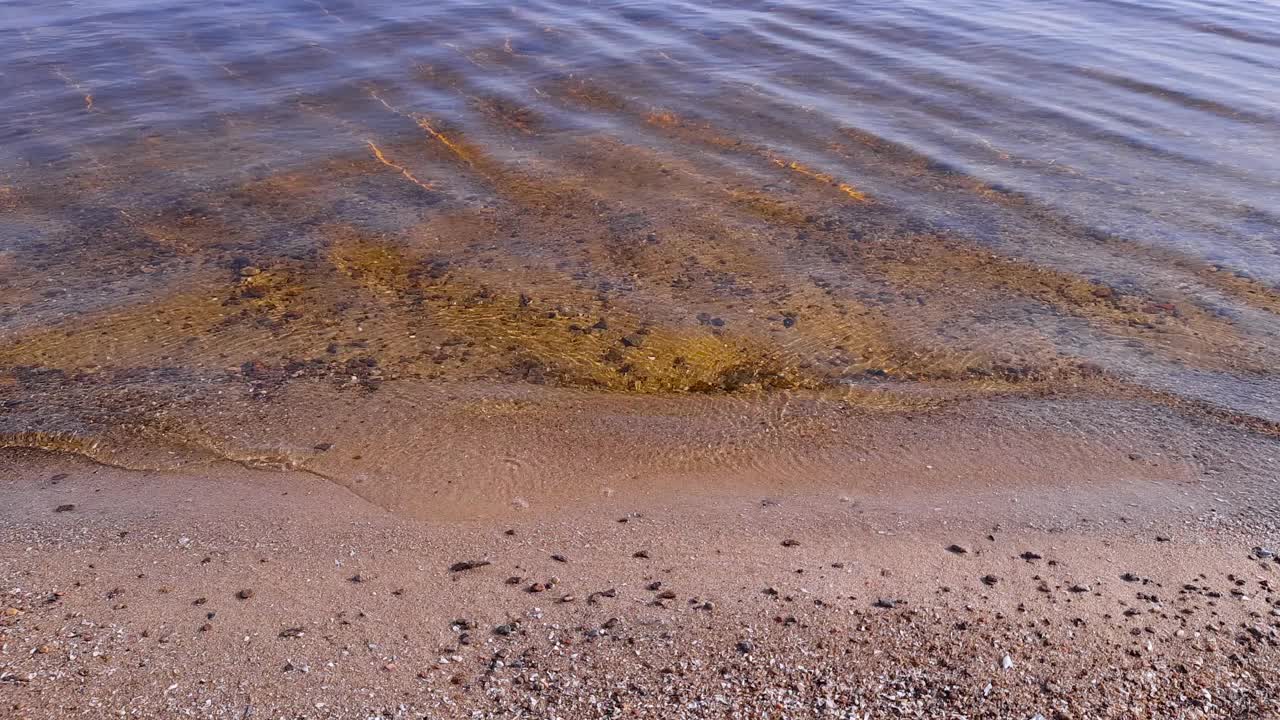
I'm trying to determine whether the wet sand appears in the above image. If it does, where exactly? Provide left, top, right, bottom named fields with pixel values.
left=3, top=396, right=1280, bottom=719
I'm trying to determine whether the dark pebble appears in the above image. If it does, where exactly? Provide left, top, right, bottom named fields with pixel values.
left=588, top=588, right=618, bottom=604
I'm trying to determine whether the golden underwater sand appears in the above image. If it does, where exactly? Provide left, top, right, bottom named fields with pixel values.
left=4, top=62, right=1280, bottom=507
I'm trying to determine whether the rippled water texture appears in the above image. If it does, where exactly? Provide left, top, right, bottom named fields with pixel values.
left=2, top=0, right=1279, bottom=484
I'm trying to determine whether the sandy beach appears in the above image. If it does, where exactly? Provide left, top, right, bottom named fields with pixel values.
left=4, top=394, right=1279, bottom=719
left=4, top=0, right=1280, bottom=716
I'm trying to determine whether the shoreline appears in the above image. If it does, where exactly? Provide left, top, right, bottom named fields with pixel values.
left=3, top=444, right=1278, bottom=718
left=3, top=0, right=1279, bottom=716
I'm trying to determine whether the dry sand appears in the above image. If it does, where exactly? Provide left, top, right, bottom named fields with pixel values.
left=3, top=396, right=1279, bottom=719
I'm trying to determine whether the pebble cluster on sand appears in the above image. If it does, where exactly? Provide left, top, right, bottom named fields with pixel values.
left=4, top=449, right=1280, bottom=719
left=3, top=520, right=1279, bottom=719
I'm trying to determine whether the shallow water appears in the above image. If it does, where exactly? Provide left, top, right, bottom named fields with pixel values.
left=2, top=0, right=1279, bottom=483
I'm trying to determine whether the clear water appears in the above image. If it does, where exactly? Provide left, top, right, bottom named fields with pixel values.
left=2, top=0, right=1279, bottom=477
